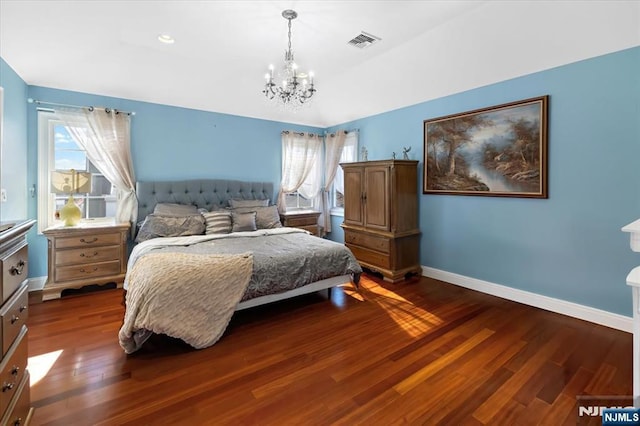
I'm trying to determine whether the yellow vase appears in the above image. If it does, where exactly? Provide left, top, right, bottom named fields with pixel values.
left=59, top=195, right=81, bottom=226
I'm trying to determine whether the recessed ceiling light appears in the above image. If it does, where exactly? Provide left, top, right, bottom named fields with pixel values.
left=158, top=34, right=175, bottom=44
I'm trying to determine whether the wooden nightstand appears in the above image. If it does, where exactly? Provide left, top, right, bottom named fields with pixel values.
left=280, top=210, right=321, bottom=236
left=43, top=222, right=130, bottom=300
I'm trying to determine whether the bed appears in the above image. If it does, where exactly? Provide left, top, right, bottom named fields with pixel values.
left=119, top=179, right=362, bottom=353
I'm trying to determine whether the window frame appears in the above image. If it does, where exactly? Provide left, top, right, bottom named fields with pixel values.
left=37, top=111, right=116, bottom=233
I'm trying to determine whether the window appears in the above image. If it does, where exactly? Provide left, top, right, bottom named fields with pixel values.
left=38, top=112, right=116, bottom=231
left=284, top=191, right=314, bottom=210
left=331, top=132, right=358, bottom=214
left=280, top=132, right=323, bottom=212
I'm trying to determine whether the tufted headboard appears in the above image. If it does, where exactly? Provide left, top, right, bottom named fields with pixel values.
left=136, top=179, right=274, bottom=220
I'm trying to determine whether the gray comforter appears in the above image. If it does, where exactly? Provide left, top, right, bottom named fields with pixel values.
left=125, top=228, right=362, bottom=301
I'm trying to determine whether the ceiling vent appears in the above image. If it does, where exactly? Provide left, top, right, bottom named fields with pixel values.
left=347, top=32, right=381, bottom=49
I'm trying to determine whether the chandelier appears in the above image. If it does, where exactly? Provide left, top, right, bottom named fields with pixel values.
left=263, top=10, right=316, bottom=108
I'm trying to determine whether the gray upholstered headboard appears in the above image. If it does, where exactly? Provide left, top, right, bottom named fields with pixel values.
left=136, top=179, right=274, bottom=220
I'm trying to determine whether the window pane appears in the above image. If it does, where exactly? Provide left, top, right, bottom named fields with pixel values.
left=42, top=117, right=117, bottom=226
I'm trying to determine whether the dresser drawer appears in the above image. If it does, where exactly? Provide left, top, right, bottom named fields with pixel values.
left=55, top=245, right=120, bottom=266
left=56, top=260, right=121, bottom=283
left=0, top=372, right=31, bottom=426
left=346, top=244, right=391, bottom=269
left=345, top=231, right=390, bottom=254
left=0, top=284, right=28, bottom=357
left=1, top=244, right=28, bottom=304
left=55, top=232, right=121, bottom=249
left=0, top=326, right=27, bottom=416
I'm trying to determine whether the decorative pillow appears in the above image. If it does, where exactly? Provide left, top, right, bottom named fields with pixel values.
left=135, top=214, right=205, bottom=242
left=231, top=211, right=257, bottom=232
left=228, top=198, right=270, bottom=208
left=232, top=205, right=282, bottom=229
left=153, top=203, right=199, bottom=217
left=202, top=211, right=232, bottom=235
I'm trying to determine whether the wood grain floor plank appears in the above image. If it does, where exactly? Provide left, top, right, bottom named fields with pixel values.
left=26, top=274, right=632, bottom=425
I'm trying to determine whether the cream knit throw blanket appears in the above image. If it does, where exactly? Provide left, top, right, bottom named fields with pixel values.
left=119, top=251, right=253, bottom=354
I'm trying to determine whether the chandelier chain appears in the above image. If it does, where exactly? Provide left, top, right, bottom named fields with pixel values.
left=287, top=17, right=292, bottom=56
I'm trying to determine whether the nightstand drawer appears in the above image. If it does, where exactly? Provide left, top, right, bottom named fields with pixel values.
left=299, top=225, right=319, bottom=235
left=55, top=245, right=120, bottom=266
left=1, top=243, right=28, bottom=305
left=0, top=326, right=27, bottom=416
left=285, top=216, right=317, bottom=227
left=56, top=260, right=121, bottom=282
left=0, top=284, right=28, bottom=357
left=55, top=232, right=121, bottom=249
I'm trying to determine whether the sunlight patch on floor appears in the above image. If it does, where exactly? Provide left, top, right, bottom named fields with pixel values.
left=365, top=281, right=444, bottom=338
left=28, top=349, right=63, bottom=386
left=341, top=285, right=365, bottom=302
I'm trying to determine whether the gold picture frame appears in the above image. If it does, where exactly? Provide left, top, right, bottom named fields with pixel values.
left=423, top=95, right=548, bottom=198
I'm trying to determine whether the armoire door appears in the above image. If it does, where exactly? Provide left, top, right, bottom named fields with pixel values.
left=364, top=165, right=390, bottom=231
left=343, top=166, right=364, bottom=227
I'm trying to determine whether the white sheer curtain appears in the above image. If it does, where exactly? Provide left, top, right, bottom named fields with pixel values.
left=277, top=131, right=323, bottom=213
left=318, top=130, right=347, bottom=235
left=333, top=130, right=358, bottom=211
left=60, top=107, right=137, bottom=233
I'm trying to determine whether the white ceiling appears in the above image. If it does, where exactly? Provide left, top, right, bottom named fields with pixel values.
left=1, top=1, right=638, bottom=128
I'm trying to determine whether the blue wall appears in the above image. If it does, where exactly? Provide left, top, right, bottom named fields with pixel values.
left=0, top=58, right=29, bottom=221
left=328, top=47, right=640, bottom=317
left=4, top=46, right=639, bottom=318
left=24, top=86, right=322, bottom=277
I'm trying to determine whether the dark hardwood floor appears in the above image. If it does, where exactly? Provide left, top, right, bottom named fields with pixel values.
left=26, top=274, right=632, bottom=425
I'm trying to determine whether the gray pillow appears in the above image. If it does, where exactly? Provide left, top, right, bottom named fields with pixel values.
left=231, top=211, right=257, bottom=232
left=202, top=211, right=232, bottom=234
left=153, top=203, right=199, bottom=216
left=135, top=214, right=205, bottom=242
left=228, top=198, right=269, bottom=208
left=232, top=205, right=282, bottom=229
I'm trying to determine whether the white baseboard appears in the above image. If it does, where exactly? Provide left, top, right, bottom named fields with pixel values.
left=28, top=276, right=47, bottom=292
left=422, top=266, right=633, bottom=333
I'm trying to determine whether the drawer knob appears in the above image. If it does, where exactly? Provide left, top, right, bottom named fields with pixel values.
left=80, top=237, right=98, bottom=244
left=80, top=251, right=99, bottom=258
left=9, top=260, right=25, bottom=276
left=10, top=315, right=19, bottom=325
left=79, top=267, right=98, bottom=274
left=2, top=382, right=14, bottom=392
left=10, top=366, right=19, bottom=376
left=19, top=305, right=27, bottom=313
left=13, top=417, right=22, bottom=426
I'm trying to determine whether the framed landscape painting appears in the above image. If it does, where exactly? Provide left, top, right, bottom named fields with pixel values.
left=423, top=95, right=548, bottom=198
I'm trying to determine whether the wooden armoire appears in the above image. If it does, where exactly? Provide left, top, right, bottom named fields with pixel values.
left=340, top=159, right=421, bottom=282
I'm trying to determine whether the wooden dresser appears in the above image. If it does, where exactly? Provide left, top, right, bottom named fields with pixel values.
left=341, top=160, right=421, bottom=282
left=0, top=219, right=35, bottom=425
left=43, top=222, right=130, bottom=300
left=280, top=210, right=321, bottom=236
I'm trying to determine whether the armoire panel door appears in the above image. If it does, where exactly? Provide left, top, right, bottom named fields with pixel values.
left=364, top=166, right=389, bottom=231
left=343, top=167, right=364, bottom=227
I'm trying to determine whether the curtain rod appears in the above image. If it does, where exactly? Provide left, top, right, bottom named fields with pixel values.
left=27, top=98, right=135, bottom=116
left=324, top=128, right=359, bottom=136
